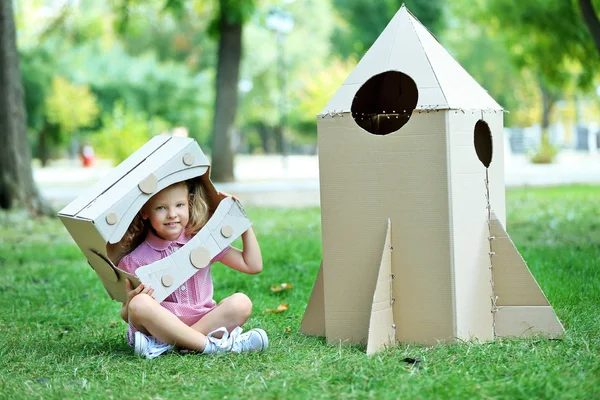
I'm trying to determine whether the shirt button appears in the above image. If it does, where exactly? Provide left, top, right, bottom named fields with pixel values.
left=180, top=285, right=186, bottom=291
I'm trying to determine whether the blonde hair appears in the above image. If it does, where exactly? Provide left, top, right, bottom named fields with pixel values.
left=116, top=180, right=209, bottom=262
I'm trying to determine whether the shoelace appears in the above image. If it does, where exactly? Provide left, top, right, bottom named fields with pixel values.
left=230, top=327, right=255, bottom=352
left=206, top=327, right=236, bottom=352
left=145, top=336, right=174, bottom=359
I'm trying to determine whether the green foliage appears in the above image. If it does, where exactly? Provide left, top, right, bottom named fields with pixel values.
left=55, top=41, right=214, bottom=147
left=45, top=76, right=100, bottom=140
left=208, top=0, right=256, bottom=38
left=19, top=47, right=56, bottom=131
left=290, top=57, right=356, bottom=134
left=91, top=102, right=168, bottom=163
left=460, top=0, right=600, bottom=92
left=331, top=0, right=446, bottom=59
left=239, top=0, right=336, bottom=147
left=0, top=186, right=599, bottom=398
left=444, top=19, right=542, bottom=126
left=17, top=2, right=214, bottom=158
left=117, top=0, right=217, bottom=71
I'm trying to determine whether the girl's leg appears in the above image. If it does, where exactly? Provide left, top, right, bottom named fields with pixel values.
left=190, top=293, right=252, bottom=335
left=128, top=293, right=207, bottom=351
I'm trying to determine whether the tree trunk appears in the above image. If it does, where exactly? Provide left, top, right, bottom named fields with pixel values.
left=39, top=122, right=50, bottom=167
left=579, top=0, right=600, bottom=55
left=0, top=0, right=50, bottom=214
left=210, top=6, right=242, bottom=182
left=540, top=82, right=556, bottom=133
left=257, top=123, right=274, bottom=154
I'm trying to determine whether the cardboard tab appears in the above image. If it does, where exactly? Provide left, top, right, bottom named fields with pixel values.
left=495, top=306, right=564, bottom=338
left=366, top=219, right=396, bottom=355
left=300, top=262, right=326, bottom=336
left=490, top=212, right=550, bottom=306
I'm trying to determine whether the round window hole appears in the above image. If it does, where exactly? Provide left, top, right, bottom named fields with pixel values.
left=351, top=70, right=418, bottom=136
left=474, top=120, right=493, bottom=168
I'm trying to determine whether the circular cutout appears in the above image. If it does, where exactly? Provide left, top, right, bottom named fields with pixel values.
left=161, top=274, right=174, bottom=287
left=183, top=153, right=195, bottom=166
left=138, top=174, right=158, bottom=194
left=351, top=70, right=418, bottom=135
left=106, top=212, right=118, bottom=225
left=474, top=120, right=493, bottom=168
left=221, top=225, right=233, bottom=238
left=190, top=246, right=211, bottom=269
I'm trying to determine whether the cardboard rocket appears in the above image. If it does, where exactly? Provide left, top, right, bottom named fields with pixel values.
left=59, top=136, right=252, bottom=303
left=301, top=5, right=563, bottom=354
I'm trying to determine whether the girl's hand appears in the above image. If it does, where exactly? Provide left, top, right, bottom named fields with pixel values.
left=126, top=279, right=155, bottom=302
left=218, top=191, right=239, bottom=202
left=120, top=279, right=155, bottom=322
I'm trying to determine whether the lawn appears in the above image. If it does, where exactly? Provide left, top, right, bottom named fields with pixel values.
left=0, top=185, right=598, bottom=399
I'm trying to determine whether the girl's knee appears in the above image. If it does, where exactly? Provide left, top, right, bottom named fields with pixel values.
left=128, top=293, right=155, bottom=321
left=228, top=293, right=252, bottom=319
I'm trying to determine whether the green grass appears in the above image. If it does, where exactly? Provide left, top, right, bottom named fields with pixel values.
left=1, top=185, right=599, bottom=399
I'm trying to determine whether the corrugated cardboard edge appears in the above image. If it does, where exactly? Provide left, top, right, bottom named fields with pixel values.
left=59, top=135, right=172, bottom=217
left=59, top=215, right=140, bottom=302
left=300, top=261, right=326, bottom=336
left=489, top=211, right=564, bottom=338
left=366, top=219, right=396, bottom=355
left=490, top=211, right=551, bottom=306
left=495, top=306, right=564, bottom=338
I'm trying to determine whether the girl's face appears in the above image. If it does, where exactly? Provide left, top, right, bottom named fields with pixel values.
left=141, top=183, right=190, bottom=241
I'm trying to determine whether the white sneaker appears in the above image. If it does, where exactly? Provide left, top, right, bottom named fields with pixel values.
left=230, top=327, right=268, bottom=353
left=134, top=331, right=174, bottom=359
left=203, top=327, right=268, bottom=354
left=204, top=327, right=235, bottom=354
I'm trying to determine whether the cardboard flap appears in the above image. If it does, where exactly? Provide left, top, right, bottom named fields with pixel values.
left=136, top=197, right=252, bottom=303
left=106, top=166, right=209, bottom=244
left=59, top=135, right=171, bottom=217
left=59, top=215, right=139, bottom=303
left=366, top=219, right=396, bottom=355
left=80, top=139, right=210, bottom=243
left=300, top=261, right=326, bottom=336
left=495, top=306, right=564, bottom=338
left=490, top=211, right=550, bottom=306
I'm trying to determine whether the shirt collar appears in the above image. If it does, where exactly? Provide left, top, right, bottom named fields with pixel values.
left=144, top=230, right=190, bottom=251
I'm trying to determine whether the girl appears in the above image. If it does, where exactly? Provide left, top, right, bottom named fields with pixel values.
left=118, top=179, right=267, bottom=358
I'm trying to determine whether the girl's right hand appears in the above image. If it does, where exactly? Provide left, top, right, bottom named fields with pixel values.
left=125, top=279, right=155, bottom=303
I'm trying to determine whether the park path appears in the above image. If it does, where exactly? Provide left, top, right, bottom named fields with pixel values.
left=35, top=151, right=600, bottom=208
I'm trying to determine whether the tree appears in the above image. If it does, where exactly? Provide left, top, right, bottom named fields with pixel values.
left=579, top=0, right=600, bottom=54
left=331, top=0, right=446, bottom=59
left=238, top=0, right=336, bottom=152
left=117, top=0, right=254, bottom=182
left=208, top=0, right=255, bottom=182
left=456, top=0, right=600, bottom=161
left=0, top=0, right=49, bottom=214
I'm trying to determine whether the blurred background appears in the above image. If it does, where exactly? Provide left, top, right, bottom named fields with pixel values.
left=2, top=0, right=600, bottom=209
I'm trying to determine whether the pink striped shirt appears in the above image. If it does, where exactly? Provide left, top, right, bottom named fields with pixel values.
left=118, top=230, right=230, bottom=345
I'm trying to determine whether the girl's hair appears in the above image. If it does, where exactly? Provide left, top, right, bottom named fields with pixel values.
left=116, top=180, right=209, bottom=261
left=185, top=180, right=209, bottom=235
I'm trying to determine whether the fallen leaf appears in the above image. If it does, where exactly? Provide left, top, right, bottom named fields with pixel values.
left=266, top=303, right=289, bottom=313
left=285, top=327, right=291, bottom=333
left=270, top=283, right=294, bottom=292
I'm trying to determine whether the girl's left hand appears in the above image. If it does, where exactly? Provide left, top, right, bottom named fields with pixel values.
left=218, top=191, right=239, bottom=201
